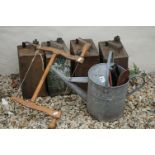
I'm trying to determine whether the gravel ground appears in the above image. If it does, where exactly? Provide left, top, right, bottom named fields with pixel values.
left=0, top=73, right=155, bottom=129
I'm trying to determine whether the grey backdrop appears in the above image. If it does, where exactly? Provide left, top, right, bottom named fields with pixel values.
left=0, top=26, right=155, bottom=75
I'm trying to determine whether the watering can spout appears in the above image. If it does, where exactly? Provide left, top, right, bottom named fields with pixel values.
left=52, top=67, right=87, bottom=101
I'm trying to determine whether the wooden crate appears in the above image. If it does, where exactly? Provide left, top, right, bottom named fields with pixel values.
left=17, top=44, right=47, bottom=99
left=70, top=39, right=100, bottom=90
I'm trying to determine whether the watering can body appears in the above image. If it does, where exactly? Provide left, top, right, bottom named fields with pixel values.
left=52, top=63, right=145, bottom=122
left=87, top=63, right=128, bottom=121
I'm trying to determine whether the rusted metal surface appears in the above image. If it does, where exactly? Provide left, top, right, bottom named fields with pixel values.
left=98, top=36, right=128, bottom=69
left=17, top=43, right=47, bottom=99
left=70, top=39, right=100, bottom=90
left=117, top=70, right=129, bottom=86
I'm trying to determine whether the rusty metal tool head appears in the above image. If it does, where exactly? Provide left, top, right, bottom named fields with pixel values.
left=117, top=69, right=129, bottom=86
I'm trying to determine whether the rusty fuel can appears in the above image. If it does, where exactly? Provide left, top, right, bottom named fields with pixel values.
left=98, top=36, right=128, bottom=69
left=42, top=38, right=70, bottom=97
left=17, top=41, right=48, bottom=99
left=70, top=38, right=100, bottom=90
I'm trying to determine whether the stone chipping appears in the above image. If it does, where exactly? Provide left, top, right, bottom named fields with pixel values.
left=0, top=73, right=155, bottom=129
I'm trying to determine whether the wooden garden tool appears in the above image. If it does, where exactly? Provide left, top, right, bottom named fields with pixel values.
left=11, top=38, right=91, bottom=128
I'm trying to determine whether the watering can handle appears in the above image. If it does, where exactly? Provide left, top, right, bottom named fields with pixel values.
left=127, top=74, right=145, bottom=96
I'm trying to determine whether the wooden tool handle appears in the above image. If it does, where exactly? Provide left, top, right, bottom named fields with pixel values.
left=75, top=43, right=91, bottom=63
left=32, top=45, right=84, bottom=64
left=80, top=43, right=91, bottom=57
left=11, top=96, right=61, bottom=119
left=31, top=54, right=57, bottom=102
left=32, top=44, right=88, bottom=64
left=76, top=38, right=91, bottom=57
left=48, top=118, right=58, bottom=129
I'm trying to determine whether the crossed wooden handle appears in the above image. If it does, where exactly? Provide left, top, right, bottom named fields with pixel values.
left=11, top=96, right=61, bottom=119
left=11, top=38, right=91, bottom=129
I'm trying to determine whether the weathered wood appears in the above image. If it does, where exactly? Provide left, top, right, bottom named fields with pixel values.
left=32, top=44, right=85, bottom=63
left=13, top=39, right=90, bottom=128
left=31, top=54, right=57, bottom=102
left=11, top=96, right=61, bottom=119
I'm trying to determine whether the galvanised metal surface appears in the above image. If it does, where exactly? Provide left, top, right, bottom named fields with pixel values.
left=53, top=62, right=129, bottom=121
left=98, top=36, right=128, bottom=70
left=87, top=63, right=128, bottom=121
left=52, top=63, right=145, bottom=122
left=52, top=67, right=87, bottom=101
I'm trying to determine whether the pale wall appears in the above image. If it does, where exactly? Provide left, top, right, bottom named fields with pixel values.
left=0, top=26, right=155, bottom=75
